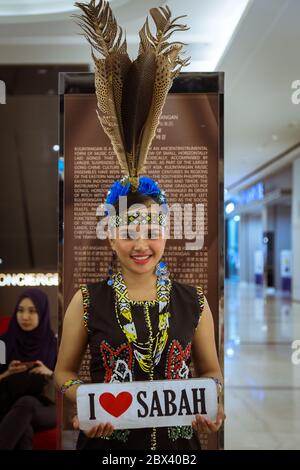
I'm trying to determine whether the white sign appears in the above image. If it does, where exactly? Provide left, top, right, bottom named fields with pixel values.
left=77, top=378, right=218, bottom=430
left=280, top=250, right=292, bottom=277
left=0, top=80, right=5, bottom=105
left=0, top=340, right=6, bottom=364
left=0, top=273, right=58, bottom=287
left=254, top=250, right=263, bottom=275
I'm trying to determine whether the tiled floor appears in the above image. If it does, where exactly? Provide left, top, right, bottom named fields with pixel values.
left=224, top=281, right=300, bottom=450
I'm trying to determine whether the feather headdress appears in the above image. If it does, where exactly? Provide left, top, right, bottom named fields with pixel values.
left=74, top=0, right=189, bottom=189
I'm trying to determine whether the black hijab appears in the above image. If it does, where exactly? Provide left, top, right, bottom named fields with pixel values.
left=1, top=288, right=57, bottom=370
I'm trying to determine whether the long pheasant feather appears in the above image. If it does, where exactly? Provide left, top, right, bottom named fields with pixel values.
left=121, top=51, right=156, bottom=176
left=137, top=7, right=189, bottom=174
left=74, top=0, right=131, bottom=174
left=74, top=1, right=189, bottom=178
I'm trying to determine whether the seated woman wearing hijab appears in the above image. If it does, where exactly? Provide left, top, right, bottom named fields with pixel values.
left=0, top=288, right=57, bottom=450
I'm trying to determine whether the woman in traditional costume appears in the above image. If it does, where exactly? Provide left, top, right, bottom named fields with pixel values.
left=54, top=0, right=224, bottom=450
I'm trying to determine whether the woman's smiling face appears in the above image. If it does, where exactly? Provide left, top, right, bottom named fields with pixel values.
left=109, top=205, right=167, bottom=276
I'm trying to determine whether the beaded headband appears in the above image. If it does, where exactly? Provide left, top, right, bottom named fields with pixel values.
left=103, top=175, right=168, bottom=228
left=108, top=212, right=168, bottom=228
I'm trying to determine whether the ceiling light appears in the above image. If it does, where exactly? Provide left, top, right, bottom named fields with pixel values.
left=225, top=202, right=235, bottom=214
left=226, top=347, right=234, bottom=358
left=0, top=1, right=96, bottom=16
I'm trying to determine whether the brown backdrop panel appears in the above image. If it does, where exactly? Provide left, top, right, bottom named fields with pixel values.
left=64, top=94, right=219, bottom=319
left=61, top=74, right=223, bottom=450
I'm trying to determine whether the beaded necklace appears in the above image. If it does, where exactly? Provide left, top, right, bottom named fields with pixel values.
left=112, top=271, right=171, bottom=373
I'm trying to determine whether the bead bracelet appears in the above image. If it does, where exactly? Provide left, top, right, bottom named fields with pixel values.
left=60, top=378, right=83, bottom=394
left=211, top=377, right=223, bottom=400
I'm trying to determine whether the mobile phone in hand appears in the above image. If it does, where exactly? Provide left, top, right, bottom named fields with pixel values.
left=20, top=361, right=37, bottom=370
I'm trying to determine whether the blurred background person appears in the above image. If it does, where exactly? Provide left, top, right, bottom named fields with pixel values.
left=0, top=288, right=57, bottom=450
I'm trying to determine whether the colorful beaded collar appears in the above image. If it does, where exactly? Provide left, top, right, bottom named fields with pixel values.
left=111, top=271, right=172, bottom=373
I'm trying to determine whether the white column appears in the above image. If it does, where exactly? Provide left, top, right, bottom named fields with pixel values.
left=238, top=214, right=248, bottom=282
left=292, top=157, right=300, bottom=301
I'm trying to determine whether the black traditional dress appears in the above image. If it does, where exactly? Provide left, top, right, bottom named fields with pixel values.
left=77, top=272, right=204, bottom=450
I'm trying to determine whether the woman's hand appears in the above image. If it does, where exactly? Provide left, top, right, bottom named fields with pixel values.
left=72, top=415, right=114, bottom=438
left=29, top=360, right=53, bottom=377
left=6, top=360, right=28, bottom=376
left=192, top=404, right=225, bottom=434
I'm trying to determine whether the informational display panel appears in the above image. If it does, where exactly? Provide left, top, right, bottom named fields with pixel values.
left=59, top=72, right=224, bottom=450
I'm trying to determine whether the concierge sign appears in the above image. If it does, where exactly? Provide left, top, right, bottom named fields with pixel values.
left=77, top=378, right=218, bottom=430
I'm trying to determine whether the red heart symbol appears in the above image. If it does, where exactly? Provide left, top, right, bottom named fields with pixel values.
left=99, top=392, right=133, bottom=418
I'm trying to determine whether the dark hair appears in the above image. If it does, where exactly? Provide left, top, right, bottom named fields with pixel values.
left=113, top=191, right=162, bottom=215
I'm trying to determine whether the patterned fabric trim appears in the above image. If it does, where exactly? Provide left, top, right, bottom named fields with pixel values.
left=99, top=429, right=130, bottom=442
left=100, top=341, right=134, bottom=383
left=168, top=425, right=193, bottom=441
left=108, top=212, right=168, bottom=228
left=165, top=340, right=193, bottom=442
left=112, top=271, right=171, bottom=307
left=165, top=340, right=192, bottom=380
left=99, top=340, right=133, bottom=443
left=130, top=298, right=157, bottom=306
left=196, top=286, right=205, bottom=320
left=80, top=284, right=90, bottom=330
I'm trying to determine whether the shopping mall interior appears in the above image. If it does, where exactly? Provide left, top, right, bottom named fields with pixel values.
left=0, top=0, right=300, bottom=451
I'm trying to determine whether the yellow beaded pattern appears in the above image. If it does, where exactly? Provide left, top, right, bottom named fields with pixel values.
left=60, top=378, right=83, bottom=394
left=196, top=286, right=205, bottom=319
left=112, top=271, right=171, bottom=373
left=108, top=212, right=168, bottom=228
left=112, top=271, right=171, bottom=451
left=144, top=303, right=157, bottom=450
left=80, top=284, right=90, bottom=329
